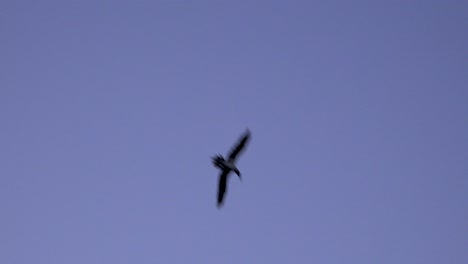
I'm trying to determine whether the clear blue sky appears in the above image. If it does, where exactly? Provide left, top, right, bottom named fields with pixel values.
left=1, top=1, right=467, bottom=263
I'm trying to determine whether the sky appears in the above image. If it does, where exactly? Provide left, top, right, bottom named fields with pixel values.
left=1, top=1, right=467, bottom=263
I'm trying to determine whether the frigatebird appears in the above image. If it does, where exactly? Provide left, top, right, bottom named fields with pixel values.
left=211, top=128, right=251, bottom=207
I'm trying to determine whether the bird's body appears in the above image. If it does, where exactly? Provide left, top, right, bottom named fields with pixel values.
left=212, top=128, right=251, bottom=207
left=212, top=156, right=238, bottom=172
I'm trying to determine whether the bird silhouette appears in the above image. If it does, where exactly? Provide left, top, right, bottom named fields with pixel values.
left=211, top=128, right=251, bottom=207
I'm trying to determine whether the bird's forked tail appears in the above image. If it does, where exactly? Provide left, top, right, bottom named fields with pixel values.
left=211, top=154, right=225, bottom=169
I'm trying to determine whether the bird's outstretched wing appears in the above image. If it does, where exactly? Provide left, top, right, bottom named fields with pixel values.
left=227, top=129, right=251, bottom=161
left=217, top=169, right=230, bottom=207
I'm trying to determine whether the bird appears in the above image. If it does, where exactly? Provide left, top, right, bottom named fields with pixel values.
left=211, top=128, right=251, bottom=207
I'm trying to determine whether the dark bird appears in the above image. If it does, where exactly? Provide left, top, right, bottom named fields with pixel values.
left=211, top=128, right=251, bottom=207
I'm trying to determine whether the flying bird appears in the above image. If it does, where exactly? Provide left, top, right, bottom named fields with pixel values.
left=211, top=128, right=251, bottom=207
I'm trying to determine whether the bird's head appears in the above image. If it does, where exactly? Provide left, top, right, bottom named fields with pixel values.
left=234, top=168, right=242, bottom=181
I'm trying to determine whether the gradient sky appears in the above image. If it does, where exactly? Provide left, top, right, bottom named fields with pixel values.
left=1, top=1, right=467, bottom=263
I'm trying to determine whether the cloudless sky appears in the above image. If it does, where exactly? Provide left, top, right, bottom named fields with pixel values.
left=1, top=1, right=467, bottom=263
